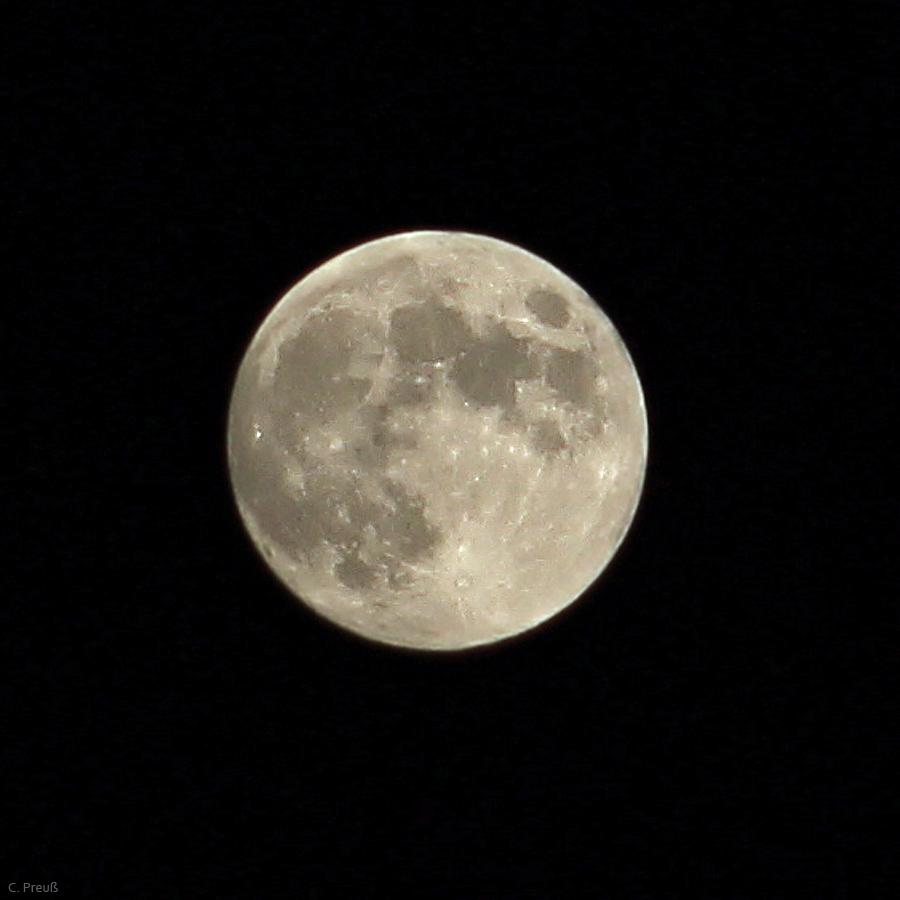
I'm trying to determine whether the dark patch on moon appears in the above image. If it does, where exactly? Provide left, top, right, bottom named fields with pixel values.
left=381, top=479, right=441, bottom=561
left=387, top=567, right=413, bottom=590
left=389, top=300, right=470, bottom=365
left=262, top=454, right=441, bottom=593
left=352, top=442, right=385, bottom=469
left=352, top=404, right=419, bottom=468
left=450, top=325, right=537, bottom=410
left=291, top=474, right=362, bottom=552
left=525, top=288, right=570, bottom=327
left=387, top=370, right=435, bottom=406
left=545, top=346, right=600, bottom=409
left=274, top=308, right=380, bottom=420
left=531, top=419, right=567, bottom=453
left=335, top=552, right=378, bottom=590
left=252, top=479, right=320, bottom=555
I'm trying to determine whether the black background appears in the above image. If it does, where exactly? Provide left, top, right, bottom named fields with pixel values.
left=6, top=2, right=895, bottom=897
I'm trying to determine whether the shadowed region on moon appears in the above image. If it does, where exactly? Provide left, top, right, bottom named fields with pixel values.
left=228, top=231, right=647, bottom=650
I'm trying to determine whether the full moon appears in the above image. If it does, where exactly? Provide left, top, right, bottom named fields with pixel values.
left=227, top=231, right=647, bottom=650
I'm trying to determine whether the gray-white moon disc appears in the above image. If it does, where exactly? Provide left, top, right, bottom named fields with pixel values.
left=227, top=231, right=647, bottom=650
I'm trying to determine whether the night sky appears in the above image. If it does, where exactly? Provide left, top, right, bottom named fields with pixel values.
left=6, top=3, right=894, bottom=897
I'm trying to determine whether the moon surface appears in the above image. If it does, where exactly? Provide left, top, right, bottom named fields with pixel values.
left=227, top=231, right=647, bottom=650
